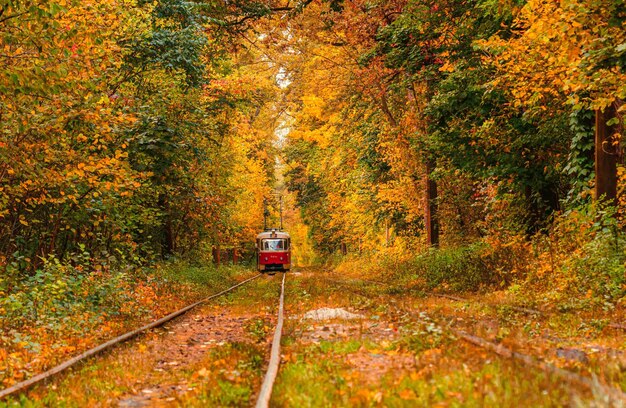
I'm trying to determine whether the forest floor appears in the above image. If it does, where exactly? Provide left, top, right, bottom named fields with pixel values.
left=3, top=266, right=625, bottom=407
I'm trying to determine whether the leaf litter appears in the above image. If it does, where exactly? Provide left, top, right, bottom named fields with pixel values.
left=109, top=306, right=272, bottom=407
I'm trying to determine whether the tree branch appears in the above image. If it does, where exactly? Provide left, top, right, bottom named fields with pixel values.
left=0, top=11, right=28, bottom=24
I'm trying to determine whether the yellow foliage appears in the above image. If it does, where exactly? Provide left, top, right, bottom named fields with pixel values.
left=481, top=0, right=626, bottom=111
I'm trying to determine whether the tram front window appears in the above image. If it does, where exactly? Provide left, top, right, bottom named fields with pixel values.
left=262, top=239, right=287, bottom=251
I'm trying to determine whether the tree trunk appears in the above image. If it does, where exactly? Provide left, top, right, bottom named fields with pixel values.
left=212, top=246, right=221, bottom=267
left=158, top=194, right=174, bottom=257
left=595, top=104, right=619, bottom=204
left=424, top=160, right=439, bottom=247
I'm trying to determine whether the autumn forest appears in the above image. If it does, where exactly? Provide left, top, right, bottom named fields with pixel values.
left=1, top=0, right=626, bottom=405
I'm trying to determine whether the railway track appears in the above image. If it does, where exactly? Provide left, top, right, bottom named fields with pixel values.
left=424, top=292, right=626, bottom=403
left=255, top=272, right=287, bottom=408
left=429, top=292, right=626, bottom=331
left=0, top=273, right=263, bottom=401
left=328, top=274, right=625, bottom=331
left=2, top=268, right=622, bottom=405
left=1, top=271, right=291, bottom=406
left=321, top=273, right=626, bottom=404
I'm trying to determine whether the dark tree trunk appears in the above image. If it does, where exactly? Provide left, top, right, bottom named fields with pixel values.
left=212, top=246, right=221, bottom=267
left=424, top=160, right=439, bottom=247
left=595, top=104, right=619, bottom=205
left=158, top=194, right=174, bottom=257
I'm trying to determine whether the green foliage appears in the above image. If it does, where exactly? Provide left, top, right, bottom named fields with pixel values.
left=273, top=358, right=351, bottom=407
left=284, top=0, right=586, bottom=248
left=0, top=257, right=234, bottom=337
left=538, top=203, right=626, bottom=307
left=2, top=257, right=124, bottom=331
left=125, top=0, right=209, bottom=87
left=564, top=108, right=595, bottom=205
left=158, top=259, right=248, bottom=287
left=316, top=340, right=363, bottom=355
left=405, top=244, right=516, bottom=292
left=0, top=0, right=281, bottom=273
left=337, top=201, right=626, bottom=308
left=0, top=255, right=248, bottom=386
left=284, top=140, right=343, bottom=254
left=193, top=342, right=264, bottom=406
left=565, top=231, right=625, bottom=304
left=244, top=317, right=270, bottom=343
left=215, top=380, right=252, bottom=406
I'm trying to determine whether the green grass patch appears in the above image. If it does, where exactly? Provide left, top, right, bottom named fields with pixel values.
left=272, top=359, right=351, bottom=407
left=382, top=360, right=573, bottom=407
left=185, top=342, right=264, bottom=407
left=317, top=340, right=363, bottom=355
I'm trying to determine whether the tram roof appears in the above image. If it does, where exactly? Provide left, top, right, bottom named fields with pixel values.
left=256, top=229, right=290, bottom=239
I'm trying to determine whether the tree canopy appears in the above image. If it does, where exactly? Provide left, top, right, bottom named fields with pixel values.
left=1, top=0, right=625, bottom=260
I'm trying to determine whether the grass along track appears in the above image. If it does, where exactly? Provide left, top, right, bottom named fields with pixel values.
left=0, top=272, right=265, bottom=405
left=304, top=270, right=625, bottom=405
left=269, top=269, right=604, bottom=406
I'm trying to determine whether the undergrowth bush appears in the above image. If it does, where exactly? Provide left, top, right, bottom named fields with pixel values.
left=333, top=202, right=625, bottom=308
left=521, top=204, right=626, bottom=308
left=334, top=243, right=525, bottom=293
left=565, top=232, right=625, bottom=305
left=403, top=243, right=521, bottom=292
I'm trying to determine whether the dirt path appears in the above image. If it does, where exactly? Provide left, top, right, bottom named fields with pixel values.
left=115, top=308, right=270, bottom=407
left=23, top=274, right=282, bottom=406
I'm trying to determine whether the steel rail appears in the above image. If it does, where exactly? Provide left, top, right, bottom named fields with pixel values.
left=430, top=292, right=626, bottom=328
left=453, top=328, right=626, bottom=404
left=427, top=294, right=626, bottom=402
left=324, top=274, right=626, bottom=402
left=427, top=293, right=626, bottom=402
left=255, top=272, right=286, bottom=408
left=0, top=273, right=262, bottom=400
left=324, top=271, right=626, bottom=332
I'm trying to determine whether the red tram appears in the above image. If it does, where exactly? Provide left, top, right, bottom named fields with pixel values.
left=256, top=229, right=291, bottom=273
